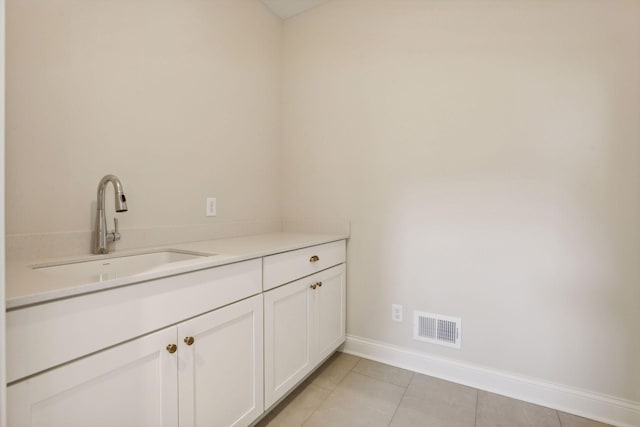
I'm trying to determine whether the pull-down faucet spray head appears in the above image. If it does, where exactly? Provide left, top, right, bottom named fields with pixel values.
left=115, top=189, right=128, bottom=212
left=97, top=175, right=128, bottom=213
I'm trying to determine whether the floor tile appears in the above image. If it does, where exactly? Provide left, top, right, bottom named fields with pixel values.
left=303, top=372, right=406, bottom=427
left=257, top=383, right=332, bottom=427
left=308, top=351, right=360, bottom=391
left=258, top=355, right=614, bottom=427
left=390, top=374, right=477, bottom=427
left=476, top=391, right=561, bottom=427
left=558, top=412, right=614, bottom=427
left=352, top=358, right=414, bottom=388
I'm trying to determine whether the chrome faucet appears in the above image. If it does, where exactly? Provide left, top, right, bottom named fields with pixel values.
left=95, top=174, right=128, bottom=254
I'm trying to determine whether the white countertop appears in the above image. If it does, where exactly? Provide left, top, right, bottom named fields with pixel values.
left=6, top=232, right=348, bottom=310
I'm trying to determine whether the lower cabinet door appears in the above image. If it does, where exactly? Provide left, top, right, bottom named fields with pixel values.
left=314, top=264, right=347, bottom=363
left=264, top=278, right=313, bottom=408
left=177, top=294, right=264, bottom=427
left=7, top=327, right=179, bottom=427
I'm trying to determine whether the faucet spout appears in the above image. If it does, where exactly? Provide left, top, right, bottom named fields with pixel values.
left=97, top=174, right=128, bottom=213
left=95, top=174, right=128, bottom=254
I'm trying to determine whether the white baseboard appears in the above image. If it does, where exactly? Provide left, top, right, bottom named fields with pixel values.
left=342, top=335, right=640, bottom=427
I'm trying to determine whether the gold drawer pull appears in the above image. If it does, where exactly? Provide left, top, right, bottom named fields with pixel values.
left=317, top=281, right=322, bottom=287
left=166, top=344, right=177, bottom=354
left=184, top=336, right=195, bottom=346
left=310, top=255, right=320, bottom=262
left=310, top=283, right=317, bottom=290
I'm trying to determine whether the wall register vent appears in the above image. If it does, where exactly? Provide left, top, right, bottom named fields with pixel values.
left=413, top=311, right=461, bottom=349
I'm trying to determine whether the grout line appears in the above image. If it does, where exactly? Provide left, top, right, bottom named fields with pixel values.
left=347, top=357, right=412, bottom=390
left=556, top=409, right=563, bottom=427
left=474, top=389, right=479, bottom=427
left=309, top=375, right=337, bottom=393
left=302, top=354, right=360, bottom=426
left=352, top=355, right=415, bottom=389
left=350, top=369, right=413, bottom=389
left=298, top=385, right=333, bottom=427
left=333, top=354, right=360, bottom=386
left=307, top=352, right=349, bottom=392
left=387, top=372, right=414, bottom=426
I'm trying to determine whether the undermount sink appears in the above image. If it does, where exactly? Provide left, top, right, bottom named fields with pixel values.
left=32, top=249, right=215, bottom=281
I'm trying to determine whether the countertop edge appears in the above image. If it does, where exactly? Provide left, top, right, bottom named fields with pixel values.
left=6, top=232, right=349, bottom=310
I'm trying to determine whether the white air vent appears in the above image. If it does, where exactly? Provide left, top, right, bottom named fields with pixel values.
left=413, top=311, right=461, bottom=349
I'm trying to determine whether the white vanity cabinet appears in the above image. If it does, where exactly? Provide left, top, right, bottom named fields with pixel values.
left=6, top=236, right=348, bottom=427
left=8, top=294, right=263, bottom=427
left=7, top=259, right=264, bottom=427
left=7, top=259, right=262, bottom=383
left=263, top=242, right=346, bottom=409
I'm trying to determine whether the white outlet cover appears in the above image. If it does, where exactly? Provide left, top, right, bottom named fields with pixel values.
left=392, top=304, right=403, bottom=322
left=206, top=197, right=217, bottom=217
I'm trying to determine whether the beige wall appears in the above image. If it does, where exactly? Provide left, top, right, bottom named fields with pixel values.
left=282, top=0, right=640, bottom=401
left=0, top=0, right=6, bottom=423
left=6, top=0, right=640, bottom=406
left=6, top=0, right=282, bottom=240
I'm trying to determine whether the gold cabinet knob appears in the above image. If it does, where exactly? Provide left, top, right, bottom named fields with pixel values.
left=184, top=336, right=195, bottom=346
left=317, top=281, right=323, bottom=288
left=310, top=284, right=317, bottom=290
left=166, top=344, right=177, bottom=354
left=309, top=255, right=320, bottom=262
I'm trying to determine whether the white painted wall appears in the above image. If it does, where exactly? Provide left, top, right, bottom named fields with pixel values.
left=5, top=0, right=640, bottom=419
left=1, top=0, right=6, bottom=422
left=6, top=0, right=282, bottom=253
left=281, top=0, right=640, bottom=403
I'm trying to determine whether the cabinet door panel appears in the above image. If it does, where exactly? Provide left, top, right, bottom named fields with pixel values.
left=264, top=280, right=312, bottom=408
left=178, top=295, right=263, bottom=427
left=314, top=264, right=346, bottom=363
left=8, top=327, right=178, bottom=427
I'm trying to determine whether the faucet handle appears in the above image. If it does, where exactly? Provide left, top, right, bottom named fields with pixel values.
left=111, top=218, right=121, bottom=242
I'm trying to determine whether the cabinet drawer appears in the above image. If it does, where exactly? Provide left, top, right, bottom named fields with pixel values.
left=263, top=240, right=346, bottom=291
left=7, top=259, right=261, bottom=383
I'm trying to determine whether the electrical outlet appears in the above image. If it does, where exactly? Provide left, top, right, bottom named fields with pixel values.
left=206, top=197, right=217, bottom=217
left=392, top=304, right=403, bottom=322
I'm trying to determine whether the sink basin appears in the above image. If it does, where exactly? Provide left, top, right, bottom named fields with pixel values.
left=32, top=249, right=214, bottom=281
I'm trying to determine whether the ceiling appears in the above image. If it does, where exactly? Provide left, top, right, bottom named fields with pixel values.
left=262, top=0, right=332, bottom=19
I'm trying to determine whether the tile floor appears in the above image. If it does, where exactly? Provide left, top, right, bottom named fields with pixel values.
left=256, top=352, right=613, bottom=427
